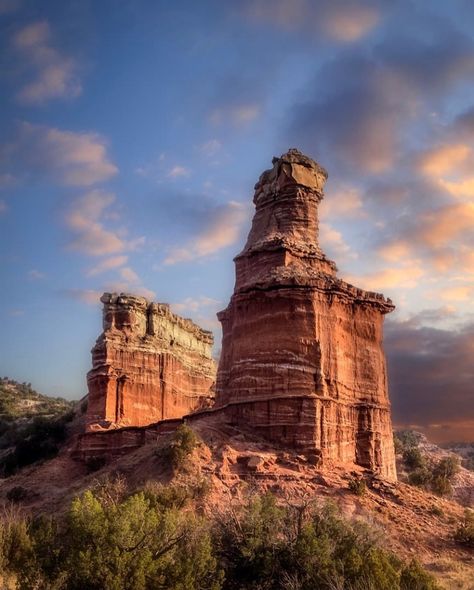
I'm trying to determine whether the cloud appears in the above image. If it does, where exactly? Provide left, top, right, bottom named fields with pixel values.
left=103, top=282, right=155, bottom=301
left=386, top=317, right=474, bottom=437
left=164, top=200, right=248, bottom=264
left=119, top=266, right=140, bottom=283
left=12, top=21, right=81, bottom=104
left=320, top=185, right=364, bottom=218
left=439, top=285, right=474, bottom=302
left=171, top=296, right=222, bottom=331
left=27, top=269, right=45, bottom=280
left=321, top=4, right=379, bottom=42
left=377, top=240, right=412, bottom=263
left=0, top=200, right=7, bottom=215
left=286, top=22, right=474, bottom=175
left=418, top=143, right=471, bottom=177
left=319, top=222, right=356, bottom=262
left=376, top=202, right=474, bottom=276
left=171, top=296, right=221, bottom=315
left=198, top=139, right=222, bottom=157
left=0, top=0, right=21, bottom=15
left=63, top=289, right=102, bottom=306
left=167, top=165, right=190, bottom=179
left=86, top=255, right=129, bottom=277
left=242, top=0, right=381, bottom=42
left=414, top=202, right=474, bottom=249
left=343, top=260, right=424, bottom=291
left=209, top=104, right=260, bottom=126
left=416, top=141, right=474, bottom=200
left=65, top=190, right=127, bottom=257
left=6, top=122, right=118, bottom=187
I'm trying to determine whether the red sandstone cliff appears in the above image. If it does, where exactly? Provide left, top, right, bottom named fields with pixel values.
left=215, top=149, right=397, bottom=480
left=86, top=293, right=216, bottom=432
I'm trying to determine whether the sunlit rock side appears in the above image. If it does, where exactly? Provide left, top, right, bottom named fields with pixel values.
left=215, top=149, right=397, bottom=480
left=85, top=293, right=216, bottom=432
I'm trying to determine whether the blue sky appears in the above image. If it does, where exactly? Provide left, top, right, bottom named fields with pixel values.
left=0, top=0, right=473, bottom=441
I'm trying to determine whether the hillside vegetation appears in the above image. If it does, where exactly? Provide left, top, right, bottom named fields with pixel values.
left=0, top=378, right=76, bottom=477
left=0, top=477, right=442, bottom=590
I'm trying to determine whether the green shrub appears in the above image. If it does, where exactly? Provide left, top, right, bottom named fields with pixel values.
left=0, top=414, right=71, bottom=476
left=408, top=467, right=432, bottom=487
left=395, top=430, right=420, bottom=451
left=162, top=424, right=200, bottom=471
left=0, top=488, right=442, bottom=590
left=454, top=509, right=474, bottom=548
left=433, top=456, right=460, bottom=480
left=348, top=477, right=367, bottom=496
left=403, top=447, right=426, bottom=470
left=400, top=559, right=442, bottom=589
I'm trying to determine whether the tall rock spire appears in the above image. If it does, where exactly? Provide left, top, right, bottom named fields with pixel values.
left=216, top=149, right=397, bottom=480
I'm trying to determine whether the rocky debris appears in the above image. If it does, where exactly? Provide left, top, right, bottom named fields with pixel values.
left=85, top=293, right=216, bottom=432
left=215, top=149, right=397, bottom=480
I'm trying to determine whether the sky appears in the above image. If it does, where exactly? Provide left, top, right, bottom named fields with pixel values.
left=0, top=0, right=473, bottom=443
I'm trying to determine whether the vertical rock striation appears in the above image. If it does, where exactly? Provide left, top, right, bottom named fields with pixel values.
left=86, top=293, right=216, bottom=432
left=215, top=149, right=397, bottom=479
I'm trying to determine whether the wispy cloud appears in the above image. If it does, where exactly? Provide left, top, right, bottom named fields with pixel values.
left=6, top=122, right=118, bottom=187
left=242, top=0, right=381, bottom=42
left=167, top=165, right=190, bottom=179
left=319, top=222, right=356, bottom=262
left=0, top=200, right=7, bottom=215
left=12, top=20, right=82, bottom=104
left=164, top=200, right=248, bottom=264
left=86, top=255, right=129, bottom=277
left=209, top=104, right=260, bottom=126
left=65, top=190, right=127, bottom=257
left=63, top=289, right=102, bottom=306
left=198, top=139, right=222, bottom=157
left=343, top=260, right=424, bottom=291
left=171, top=295, right=221, bottom=314
left=171, top=296, right=222, bottom=331
left=27, top=269, right=45, bottom=280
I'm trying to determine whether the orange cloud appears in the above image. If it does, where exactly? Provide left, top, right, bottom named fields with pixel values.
left=439, top=285, right=474, bottom=301
left=418, top=202, right=474, bottom=248
left=321, top=6, right=379, bottom=42
left=418, top=143, right=470, bottom=177
left=344, top=261, right=424, bottom=291
left=378, top=240, right=412, bottom=263
left=320, top=185, right=364, bottom=218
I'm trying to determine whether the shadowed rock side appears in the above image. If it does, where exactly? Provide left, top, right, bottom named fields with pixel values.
left=215, top=149, right=397, bottom=480
left=86, top=293, right=216, bottom=431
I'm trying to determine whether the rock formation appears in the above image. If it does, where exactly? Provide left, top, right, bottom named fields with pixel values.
left=215, top=149, right=397, bottom=479
left=85, top=293, right=216, bottom=432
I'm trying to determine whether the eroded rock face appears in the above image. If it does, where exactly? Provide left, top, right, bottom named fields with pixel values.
left=215, top=149, right=397, bottom=480
left=86, top=293, right=216, bottom=432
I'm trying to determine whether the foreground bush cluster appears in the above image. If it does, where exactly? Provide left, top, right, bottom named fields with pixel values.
left=0, top=479, right=441, bottom=590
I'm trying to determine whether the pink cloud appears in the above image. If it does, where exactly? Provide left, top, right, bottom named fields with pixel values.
left=13, top=21, right=82, bottom=104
